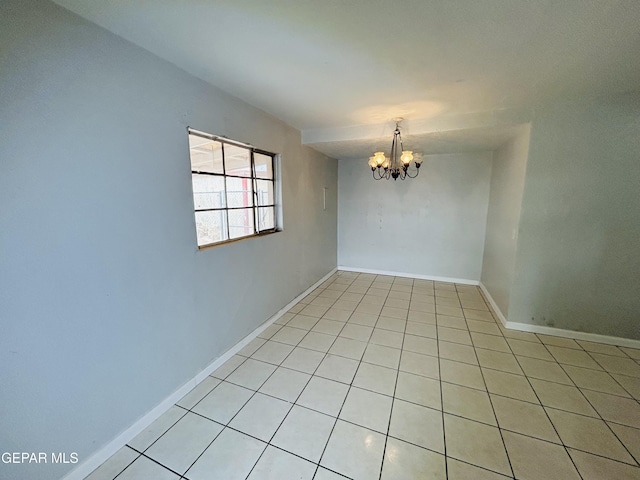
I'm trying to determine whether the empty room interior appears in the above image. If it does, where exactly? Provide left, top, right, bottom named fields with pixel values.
left=2, top=1, right=640, bottom=479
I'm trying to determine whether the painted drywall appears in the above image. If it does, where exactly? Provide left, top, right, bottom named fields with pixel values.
left=338, top=152, right=492, bottom=280
left=0, top=1, right=337, bottom=479
left=508, top=94, right=640, bottom=339
left=481, top=125, right=531, bottom=316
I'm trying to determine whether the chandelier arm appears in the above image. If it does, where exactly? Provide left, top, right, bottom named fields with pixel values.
left=405, top=166, right=420, bottom=178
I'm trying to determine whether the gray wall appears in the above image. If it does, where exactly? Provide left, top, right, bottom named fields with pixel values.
left=481, top=125, right=531, bottom=316
left=338, top=152, right=492, bottom=281
left=0, top=1, right=337, bottom=479
left=508, top=94, right=640, bottom=339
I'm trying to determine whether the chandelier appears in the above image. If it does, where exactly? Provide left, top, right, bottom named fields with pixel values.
left=368, top=119, right=422, bottom=180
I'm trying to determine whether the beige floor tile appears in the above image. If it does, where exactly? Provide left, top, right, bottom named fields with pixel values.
left=410, top=301, right=437, bottom=314
left=467, top=320, right=502, bottom=336
left=247, top=446, right=315, bottom=480
left=117, top=456, right=179, bottom=480
left=405, top=321, right=436, bottom=338
left=385, top=297, right=410, bottom=309
left=482, top=368, right=538, bottom=403
left=463, top=309, right=495, bottom=322
left=376, top=316, right=407, bottom=332
left=436, top=315, right=468, bottom=330
left=442, top=382, right=496, bottom=425
left=186, top=428, right=266, bottom=480
left=446, top=457, right=511, bottom=479
left=621, top=347, right=640, bottom=360
left=251, top=340, right=295, bottom=365
left=529, top=378, right=598, bottom=416
left=312, top=319, right=345, bottom=335
left=192, top=382, right=253, bottom=424
left=381, top=306, right=409, bottom=319
left=271, top=326, right=308, bottom=345
left=591, top=353, right=640, bottom=377
left=298, top=331, right=336, bottom=353
left=297, top=377, right=349, bottom=417
left=568, top=448, right=640, bottom=480
left=332, top=299, right=358, bottom=312
left=476, top=348, right=522, bottom=375
left=381, top=437, right=446, bottom=480
left=503, top=431, right=579, bottom=480
left=363, top=343, right=401, bottom=369
left=546, top=408, right=635, bottom=463
left=238, top=337, right=268, bottom=357
left=339, top=387, right=393, bottom=434
left=400, top=350, right=440, bottom=379
left=436, top=295, right=461, bottom=307
left=438, top=326, right=472, bottom=345
left=491, top=395, right=560, bottom=442
left=407, top=311, right=436, bottom=324
left=507, top=339, right=554, bottom=361
left=577, top=340, right=627, bottom=357
left=286, top=314, right=318, bottom=330
left=211, top=355, right=246, bottom=379
left=226, top=358, right=277, bottom=390
left=516, top=356, right=572, bottom=384
left=229, top=393, right=291, bottom=442
left=395, top=371, right=441, bottom=410
left=369, top=328, right=404, bottom=348
left=146, top=412, right=223, bottom=475
left=436, top=305, right=464, bottom=317
left=315, top=354, right=359, bottom=384
left=470, top=332, right=510, bottom=353
left=327, top=336, right=367, bottom=360
left=353, top=362, right=398, bottom=396
left=547, top=345, right=603, bottom=369
left=271, top=405, right=334, bottom=463
left=258, top=367, right=311, bottom=402
left=389, top=400, right=444, bottom=452
left=438, top=340, right=478, bottom=365
left=321, top=420, right=386, bottom=480
left=177, top=377, right=221, bottom=410
left=582, top=389, right=640, bottom=428
left=322, top=308, right=352, bottom=322
left=259, top=324, right=283, bottom=340
left=500, top=328, right=539, bottom=342
left=608, top=423, right=640, bottom=464
left=403, top=334, right=438, bottom=356
left=613, top=373, right=640, bottom=399
left=441, top=359, right=486, bottom=390
left=348, top=312, right=378, bottom=326
left=536, top=334, right=581, bottom=349
left=280, top=346, right=325, bottom=374
left=563, top=364, right=630, bottom=396
left=339, top=323, right=373, bottom=342
left=444, top=414, right=511, bottom=476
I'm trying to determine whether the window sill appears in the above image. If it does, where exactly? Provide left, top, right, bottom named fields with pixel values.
left=197, top=229, right=281, bottom=250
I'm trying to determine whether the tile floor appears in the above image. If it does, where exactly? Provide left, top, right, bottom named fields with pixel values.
left=86, top=271, right=640, bottom=479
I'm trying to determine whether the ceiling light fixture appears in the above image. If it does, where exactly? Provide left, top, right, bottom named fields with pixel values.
left=368, top=118, right=422, bottom=180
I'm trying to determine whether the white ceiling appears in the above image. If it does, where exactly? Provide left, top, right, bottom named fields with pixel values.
left=53, top=0, right=640, bottom=160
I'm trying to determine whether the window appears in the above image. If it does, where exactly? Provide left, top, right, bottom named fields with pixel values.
left=187, top=128, right=278, bottom=248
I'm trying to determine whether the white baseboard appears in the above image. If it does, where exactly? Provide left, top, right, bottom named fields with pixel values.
left=478, top=282, right=508, bottom=327
left=338, top=266, right=479, bottom=286
left=63, top=267, right=338, bottom=480
left=479, top=282, right=640, bottom=349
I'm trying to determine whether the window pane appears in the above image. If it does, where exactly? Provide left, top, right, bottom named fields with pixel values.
left=254, top=153, right=273, bottom=179
left=224, top=144, right=251, bottom=177
left=189, top=136, right=223, bottom=174
left=195, top=210, right=228, bottom=246
left=192, top=174, right=226, bottom=209
left=225, top=176, right=253, bottom=208
left=257, top=206, right=275, bottom=231
left=228, top=208, right=254, bottom=239
left=256, top=179, right=274, bottom=206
